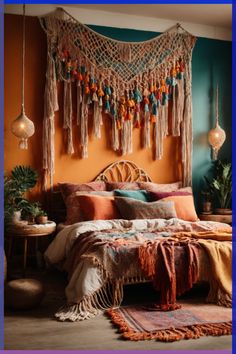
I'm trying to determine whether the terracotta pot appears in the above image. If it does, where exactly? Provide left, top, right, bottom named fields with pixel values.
left=36, top=215, right=48, bottom=224
left=214, top=208, right=232, bottom=215
left=202, top=202, right=212, bottom=213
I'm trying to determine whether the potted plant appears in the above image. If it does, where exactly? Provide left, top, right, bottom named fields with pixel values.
left=204, top=160, right=232, bottom=214
left=36, top=211, right=48, bottom=225
left=201, top=190, right=213, bottom=214
left=24, top=202, right=42, bottom=224
left=4, top=166, right=38, bottom=227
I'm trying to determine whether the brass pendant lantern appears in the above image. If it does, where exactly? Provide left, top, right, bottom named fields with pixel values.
left=208, top=85, right=226, bottom=160
left=11, top=4, right=35, bottom=149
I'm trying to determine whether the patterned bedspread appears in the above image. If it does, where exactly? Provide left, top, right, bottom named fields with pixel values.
left=44, top=218, right=231, bottom=321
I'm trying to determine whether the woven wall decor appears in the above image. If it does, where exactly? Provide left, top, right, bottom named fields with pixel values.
left=40, top=8, right=196, bottom=189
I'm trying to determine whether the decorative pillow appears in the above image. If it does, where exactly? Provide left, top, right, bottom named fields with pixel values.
left=137, top=181, right=182, bottom=193
left=157, top=195, right=198, bottom=222
left=59, top=181, right=106, bottom=201
left=114, top=189, right=150, bottom=202
left=106, top=182, right=139, bottom=191
left=149, top=190, right=191, bottom=201
left=64, top=191, right=115, bottom=225
left=115, top=197, right=177, bottom=220
left=77, top=195, right=121, bottom=221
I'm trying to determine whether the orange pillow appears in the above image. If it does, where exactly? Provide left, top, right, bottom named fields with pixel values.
left=160, top=195, right=198, bottom=222
left=77, top=195, right=121, bottom=221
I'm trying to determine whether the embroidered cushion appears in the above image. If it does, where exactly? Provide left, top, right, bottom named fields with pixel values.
left=115, top=197, right=177, bottom=220
left=114, top=189, right=150, bottom=202
left=149, top=190, right=191, bottom=201
left=106, top=182, right=139, bottom=191
left=137, top=181, right=182, bottom=193
left=59, top=181, right=106, bottom=202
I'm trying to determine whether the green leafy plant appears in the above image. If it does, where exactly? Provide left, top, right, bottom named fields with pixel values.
left=4, top=166, right=38, bottom=226
left=204, top=160, right=232, bottom=209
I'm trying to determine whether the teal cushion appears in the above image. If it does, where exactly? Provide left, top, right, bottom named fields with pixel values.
left=114, top=189, right=150, bottom=202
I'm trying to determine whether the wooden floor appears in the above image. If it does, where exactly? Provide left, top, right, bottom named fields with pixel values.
left=4, top=268, right=232, bottom=350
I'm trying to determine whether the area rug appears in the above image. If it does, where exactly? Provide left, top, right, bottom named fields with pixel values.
left=106, top=300, right=232, bottom=342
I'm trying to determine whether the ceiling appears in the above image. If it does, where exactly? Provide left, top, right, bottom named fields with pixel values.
left=64, top=4, right=232, bottom=29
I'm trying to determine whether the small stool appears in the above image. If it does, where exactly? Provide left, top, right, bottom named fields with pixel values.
left=5, top=278, right=44, bottom=310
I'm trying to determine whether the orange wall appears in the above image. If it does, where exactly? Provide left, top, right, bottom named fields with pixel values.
left=4, top=14, right=182, bottom=189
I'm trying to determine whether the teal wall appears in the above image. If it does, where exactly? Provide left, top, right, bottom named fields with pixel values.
left=89, top=25, right=232, bottom=208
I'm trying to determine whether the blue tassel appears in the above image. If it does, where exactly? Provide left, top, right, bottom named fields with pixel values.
left=105, top=86, right=111, bottom=96
left=105, top=100, right=110, bottom=112
left=152, top=103, right=158, bottom=116
left=134, top=89, right=142, bottom=103
left=150, top=92, right=155, bottom=103
left=144, top=104, right=149, bottom=112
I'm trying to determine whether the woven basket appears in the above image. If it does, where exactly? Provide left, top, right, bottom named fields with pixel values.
left=5, top=278, right=44, bottom=310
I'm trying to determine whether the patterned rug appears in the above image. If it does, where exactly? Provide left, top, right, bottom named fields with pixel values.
left=107, top=299, right=232, bottom=342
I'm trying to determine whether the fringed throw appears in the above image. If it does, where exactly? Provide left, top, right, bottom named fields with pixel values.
left=40, top=10, right=196, bottom=189
left=139, top=239, right=200, bottom=311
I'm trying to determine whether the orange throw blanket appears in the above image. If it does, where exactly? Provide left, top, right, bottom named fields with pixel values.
left=139, top=229, right=232, bottom=309
left=139, top=239, right=200, bottom=310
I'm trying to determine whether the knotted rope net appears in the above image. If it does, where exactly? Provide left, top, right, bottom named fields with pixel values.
left=40, top=8, right=196, bottom=189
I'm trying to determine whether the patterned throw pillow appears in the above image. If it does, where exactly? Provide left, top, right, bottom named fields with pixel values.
left=59, top=181, right=106, bottom=202
left=114, top=189, right=150, bottom=202
left=137, top=181, right=182, bottom=193
left=149, top=190, right=191, bottom=201
left=106, top=182, right=139, bottom=191
left=115, top=197, right=177, bottom=220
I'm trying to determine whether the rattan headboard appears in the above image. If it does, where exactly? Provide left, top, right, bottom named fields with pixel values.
left=95, top=160, right=152, bottom=182
left=49, top=160, right=152, bottom=223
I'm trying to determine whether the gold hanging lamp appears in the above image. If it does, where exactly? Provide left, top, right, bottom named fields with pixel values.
left=208, top=85, right=226, bottom=160
left=11, top=4, right=35, bottom=149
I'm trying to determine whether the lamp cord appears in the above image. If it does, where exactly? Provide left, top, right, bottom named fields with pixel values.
left=216, top=84, right=219, bottom=126
left=22, top=4, right=25, bottom=113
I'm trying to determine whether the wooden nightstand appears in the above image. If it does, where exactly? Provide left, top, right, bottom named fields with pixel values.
left=7, top=221, right=56, bottom=276
left=198, top=213, right=232, bottom=225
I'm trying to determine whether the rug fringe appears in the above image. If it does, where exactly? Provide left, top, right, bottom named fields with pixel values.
left=106, top=309, right=232, bottom=342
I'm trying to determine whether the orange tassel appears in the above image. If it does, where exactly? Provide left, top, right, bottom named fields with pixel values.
left=151, top=115, right=157, bottom=123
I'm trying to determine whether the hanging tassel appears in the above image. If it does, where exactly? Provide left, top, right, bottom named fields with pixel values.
left=63, top=81, right=74, bottom=155
left=134, top=103, right=141, bottom=128
left=111, top=116, right=119, bottom=151
left=80, top=93, right=88, bottom=158
left=121, top=120, right=132, bottom=155
left=76, top=81, right=82, bottom=125
left=143, top=111, right=151, bottom=149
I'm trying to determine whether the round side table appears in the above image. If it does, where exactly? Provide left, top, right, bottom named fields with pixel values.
left=7, top=221, right=56, bottom=276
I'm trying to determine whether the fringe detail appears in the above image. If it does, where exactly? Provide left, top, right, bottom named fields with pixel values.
left=182, top=62, right=193, bottom=187
left=43, top=51, right=58, bottom=190
left=111, top=118, right=119, bottom=151
left=121, top=120, right=132, bottom=155
left=107, top=309, right=232, bottom=342
left=55, top=280, right=124, bottom=322
left=76, top=82, right=82, bottom=125
left=63, top=81, right=74, bottom=154
left=80, top=93, right=89, bottom=158
left=154, top=105, right=168, bottom=160
left=93, top=101, right=102, bottom=139
left=143, top=112, right=151, bottom=149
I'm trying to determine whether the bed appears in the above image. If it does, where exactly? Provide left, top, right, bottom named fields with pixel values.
left=44, top=160, right=232, bottom=321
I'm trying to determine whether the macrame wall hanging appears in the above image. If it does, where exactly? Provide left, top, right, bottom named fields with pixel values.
left=39, top=8, right=196, bottom=190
